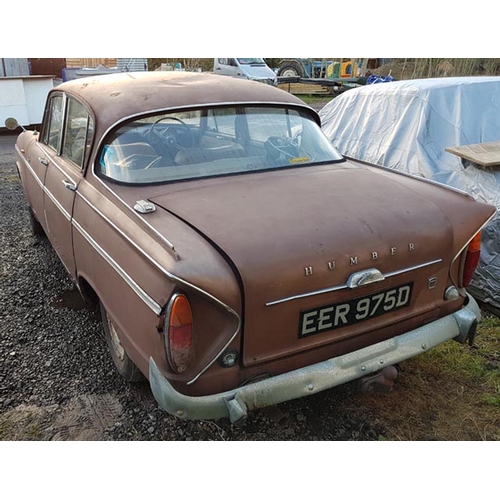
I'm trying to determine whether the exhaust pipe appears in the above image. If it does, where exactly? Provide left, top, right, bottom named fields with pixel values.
left=356, top=365, right=399, bottom=394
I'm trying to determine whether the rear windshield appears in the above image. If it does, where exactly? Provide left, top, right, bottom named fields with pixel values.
left=98, top=106, right=343, bottom=184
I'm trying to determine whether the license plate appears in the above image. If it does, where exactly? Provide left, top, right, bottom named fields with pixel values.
left=299, top=283, right=413, bottom=338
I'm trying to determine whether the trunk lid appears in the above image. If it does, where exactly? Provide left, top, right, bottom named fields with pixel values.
left=149, top=162, right=491, bottom=366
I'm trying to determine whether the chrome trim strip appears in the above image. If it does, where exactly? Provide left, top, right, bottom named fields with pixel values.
left=267, top=283, right=349, bottom=307
left=75, top=190, right=241, bottom=383
left=76, top=191, right=181, bottom=279
left=44, top=186, right=71, bottom=221
left=76, top=191, right=239, bottom=310
left=92, top=171, right=177, bottom=256
left=266, top=258, right=444, bottom=306
left=96, top=101, right=315, bottom=145
left=449, top=212, right=497, bottom=288
left=72, top=219, right=163, bottom=315
left=34, top=142, right=78, bottom=185
left=16, top=145, right=44, bottom=189
left=186, top=309, right=241, bottom=386
left=17, top=145, right=72, bottom=221
left=89, top=100, right=317, bottom=258
left=383, top=259, right=443, bottom=278
left=351, top=158, right=472, bottom=198
left=451, top=214, right=497, bottom=266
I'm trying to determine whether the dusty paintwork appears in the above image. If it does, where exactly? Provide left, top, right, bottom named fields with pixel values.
left=9, top=71, right=496, bottom=422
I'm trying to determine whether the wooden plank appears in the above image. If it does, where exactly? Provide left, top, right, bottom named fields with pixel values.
left=278, top=82, right=332, bottom=95
left=66, top=58, right=117, bottom=68
left=446, top=140, right=500, bottom=167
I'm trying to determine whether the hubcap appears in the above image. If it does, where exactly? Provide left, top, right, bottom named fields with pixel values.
left=107, top=314, right=125, bottom=361
left=281, top=68, right=299, bottom=77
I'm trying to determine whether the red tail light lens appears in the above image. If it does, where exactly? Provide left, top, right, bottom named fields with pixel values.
left=462, top=232, right=482, bottom=288
left=165, top=294, right=193, bottom=373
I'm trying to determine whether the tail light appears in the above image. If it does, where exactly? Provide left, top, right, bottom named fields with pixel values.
left=165, top=293, right=193, bottom=373
left=462, top=232, right=482, bottom=287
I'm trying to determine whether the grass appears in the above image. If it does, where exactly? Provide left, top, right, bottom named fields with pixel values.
left=340, top=310, right=500, bottom=440
left=419, top=313, right=500, bottom=389
left=0, top=420, right=12, bottom=441
left=0, top=405, right=47, bottom=441
left=3, top=175, right=19, bottom=183
left=296, top=95, right=334, bottom=106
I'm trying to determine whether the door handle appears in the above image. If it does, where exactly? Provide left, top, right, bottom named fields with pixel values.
left=38, top=157, right=49, bottom=166
left=62, top=179, right=77, bottom=191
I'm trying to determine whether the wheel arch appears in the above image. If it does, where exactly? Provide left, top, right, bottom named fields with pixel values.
left=77, top=274, right=100, bottom=307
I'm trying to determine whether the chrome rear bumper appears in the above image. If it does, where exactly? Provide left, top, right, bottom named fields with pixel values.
left=149, top=295, right=481, bottom=423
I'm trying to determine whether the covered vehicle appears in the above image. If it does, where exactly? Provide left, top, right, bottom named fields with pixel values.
left=320, top=76, right=500, bottom=312
left=7, top=72, right=495, bottom=423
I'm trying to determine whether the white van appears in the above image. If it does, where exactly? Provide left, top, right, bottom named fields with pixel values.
left=214, top=58, right=277, bottom=85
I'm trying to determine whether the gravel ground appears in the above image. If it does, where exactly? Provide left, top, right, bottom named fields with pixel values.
left=0, top=131, right=380, bottom=441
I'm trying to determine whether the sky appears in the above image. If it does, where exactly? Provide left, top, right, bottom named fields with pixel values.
left=3, top=2, right=496, bottom=58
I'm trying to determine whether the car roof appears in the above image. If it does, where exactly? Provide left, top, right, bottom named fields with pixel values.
left=54, top=71, right=318, bottom=141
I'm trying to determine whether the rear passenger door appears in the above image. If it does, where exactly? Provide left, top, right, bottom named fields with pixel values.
left=43, top=94, right=94, bottom=277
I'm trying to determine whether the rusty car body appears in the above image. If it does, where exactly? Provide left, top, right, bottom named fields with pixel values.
left=8, top=71, right=496, bottom=423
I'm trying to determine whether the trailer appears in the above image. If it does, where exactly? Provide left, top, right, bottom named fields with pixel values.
left=276, top=58, right=355, bottom=78
left=275, top=58, right=374, bottom=95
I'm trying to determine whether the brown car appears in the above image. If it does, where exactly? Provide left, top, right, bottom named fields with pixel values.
left=7, top=71, right=496, bottom=423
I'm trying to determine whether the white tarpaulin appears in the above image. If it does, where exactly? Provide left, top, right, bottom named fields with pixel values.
left=319, top=76, right=500, bottom=310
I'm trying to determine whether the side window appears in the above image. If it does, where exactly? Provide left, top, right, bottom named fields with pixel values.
left=43, top=95, right=64, bottom=152
left=61, top=98, right=93, bottom=169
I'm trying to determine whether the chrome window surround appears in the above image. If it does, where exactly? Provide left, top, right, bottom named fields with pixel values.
left=44, top=93, right=66, bottom=154
left=40, top=91, right=95, bottom=172
left=90, top=101, right=321, bottom=259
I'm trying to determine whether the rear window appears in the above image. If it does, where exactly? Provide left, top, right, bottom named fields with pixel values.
left=98, top=106, right=343, bottom=184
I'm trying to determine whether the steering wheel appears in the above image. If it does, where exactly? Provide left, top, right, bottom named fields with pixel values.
left=146, top=116, right=194, bottom=152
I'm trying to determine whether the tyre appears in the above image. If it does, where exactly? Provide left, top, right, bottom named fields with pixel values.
left=28, top=206, right=45, bottom=237
left=277, top=62, right=304, bottom=78
left=100, top=302, right=144, bottom=382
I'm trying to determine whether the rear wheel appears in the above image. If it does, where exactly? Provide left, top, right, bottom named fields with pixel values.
left=100, top=302, right=144, bottom=382
left=277, top=62, right=304, bottom=78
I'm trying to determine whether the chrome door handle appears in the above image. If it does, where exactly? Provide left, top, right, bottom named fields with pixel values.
left=38, top=157, right=49, bottom=166
left=62, top=179, right=77, bottom=191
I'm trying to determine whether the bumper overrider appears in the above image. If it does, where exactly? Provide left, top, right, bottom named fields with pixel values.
left=149, top=295, right=481, bottom=423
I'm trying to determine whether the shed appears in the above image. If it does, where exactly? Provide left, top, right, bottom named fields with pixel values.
left=0, top=58, right=30, bottom=77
